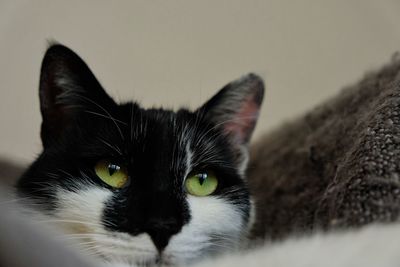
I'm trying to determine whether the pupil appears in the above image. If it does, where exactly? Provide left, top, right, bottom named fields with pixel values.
left=198, top=173, right=207, bottom=185
left=108, top=164, right=120, bottom=176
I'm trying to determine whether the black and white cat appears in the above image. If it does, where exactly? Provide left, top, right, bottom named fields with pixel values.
left=16, top=45, right=264, bottom=266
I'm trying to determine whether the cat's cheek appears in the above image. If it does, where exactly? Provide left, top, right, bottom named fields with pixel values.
left=53, top=186, right=113, bottom=234
left=165, top=195, right=246, bottom=263
left=185, top=195, right=246, bottom=234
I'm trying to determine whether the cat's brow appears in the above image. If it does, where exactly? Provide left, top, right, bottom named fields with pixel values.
left=97, top=137, right=123, bottom=156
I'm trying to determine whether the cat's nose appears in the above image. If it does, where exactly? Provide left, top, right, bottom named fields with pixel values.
left=145, top=219, right=181, bottom=252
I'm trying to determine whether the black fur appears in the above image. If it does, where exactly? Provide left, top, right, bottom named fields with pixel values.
left=17, top=44, right=263, bottom=253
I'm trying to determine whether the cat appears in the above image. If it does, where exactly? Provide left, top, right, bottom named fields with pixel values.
left=16, top=44, right=264, bottom=266
left=9, top=45, right=400, bottom=267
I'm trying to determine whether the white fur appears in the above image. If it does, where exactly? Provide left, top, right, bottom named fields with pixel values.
left=54, top=187, right=112, bottom=233
left=54, top=186, right=158, bottom=265
left=52, top=179, right=246, bottom=266
left=164, top=195, right=245, bottom=265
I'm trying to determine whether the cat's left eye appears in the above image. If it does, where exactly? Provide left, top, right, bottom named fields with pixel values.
left=185, top=171, right=218, bottom=197
left=94, top=160, right=129, bottom=188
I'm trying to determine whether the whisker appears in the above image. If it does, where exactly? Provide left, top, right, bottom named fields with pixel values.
left=34, top=219, right=105, bottom=228
left=84, top=110, right=127, bottom=126
left=97, top=138, right=123, bottom=156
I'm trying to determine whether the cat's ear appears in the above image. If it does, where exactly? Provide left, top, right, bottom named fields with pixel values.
left=39, top=44, right=116, bottom=147
left=197, top=73, right=264, bottom=147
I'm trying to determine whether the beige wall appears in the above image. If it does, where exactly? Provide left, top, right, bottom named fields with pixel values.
left=1, top=0, right=400, bottom=163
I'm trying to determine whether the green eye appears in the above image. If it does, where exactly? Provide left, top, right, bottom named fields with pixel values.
left=185, top=171, right=218, bottom=197
left=94, top=160, right=129, bottom=188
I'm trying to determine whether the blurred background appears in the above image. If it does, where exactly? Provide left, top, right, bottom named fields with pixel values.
left=1, top=0, right=400, bottom=165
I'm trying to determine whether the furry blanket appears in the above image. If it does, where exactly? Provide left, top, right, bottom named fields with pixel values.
left=248, top=57, right=400, bottom=240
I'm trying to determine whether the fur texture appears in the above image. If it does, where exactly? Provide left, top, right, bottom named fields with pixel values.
left=16, top=44, right=264, bottom=266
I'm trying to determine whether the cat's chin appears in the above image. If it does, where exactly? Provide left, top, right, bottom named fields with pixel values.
left=104, top=255, right=160, bottom=267
left=98, top=245, right=203, bottom=267
left=100, top=258, right=169, bottom=267
left=80, top=231, right=199, bottom=267
left=100, top=258, right=158, bottom=267
left=101, top=252, right=183, bottom=267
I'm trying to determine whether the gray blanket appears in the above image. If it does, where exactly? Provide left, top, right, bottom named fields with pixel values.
left=248, top=57, right=400, bottom=240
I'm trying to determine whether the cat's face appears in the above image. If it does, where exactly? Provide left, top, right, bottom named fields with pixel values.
left=17, top=45, right=264, bottom=266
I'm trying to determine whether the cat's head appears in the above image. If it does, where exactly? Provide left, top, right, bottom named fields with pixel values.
left=17, top=45, right=264, bottom=266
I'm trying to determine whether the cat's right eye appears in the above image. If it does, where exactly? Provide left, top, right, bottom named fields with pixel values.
left=94, top=160, right=129, bottom=188
left=185, top=171, right=218, bottom=197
